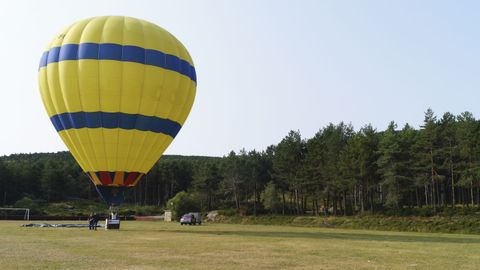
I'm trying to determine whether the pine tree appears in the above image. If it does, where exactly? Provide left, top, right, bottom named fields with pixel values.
left=397, top=124, right=417, bottom=207
left=377, top=121, right=403, bottom=208
left=413, top=108, right=441, bottom=211
left=357, top=125, right=380, bottom=212
left=272, top=130, right=305, bottom=214
left=438, top=112, right=458, bottom=206
left=456, top=112, right=480, bottom=206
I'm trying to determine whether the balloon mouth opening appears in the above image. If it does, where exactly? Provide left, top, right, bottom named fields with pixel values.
left=95, top=186, right=132, bottom=207
left=87, top=171, right=144, bottom=206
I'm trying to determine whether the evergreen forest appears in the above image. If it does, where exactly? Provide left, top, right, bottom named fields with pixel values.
left=2, top=109, right=480, bottom=217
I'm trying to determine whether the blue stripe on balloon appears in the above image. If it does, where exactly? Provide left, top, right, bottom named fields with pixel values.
left=50, top=112, right=182, bottom=138
left=39, top=51, right=48, bottom=67
left=99, top=43, right=122, bottom=60
left=79, top=43, right=98, bottom=59
left=39, top=43, right=196, bottom=83
left=47, top=47, right=61, bottom=64
left=59, top=44, right=79, bottom=61
left=123, top=46, right=145, bottom=64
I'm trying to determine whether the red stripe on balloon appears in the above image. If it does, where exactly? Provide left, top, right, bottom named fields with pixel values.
left=124, top=172, right=139, bottom=186
left=99, top=171, right=113, bottom=185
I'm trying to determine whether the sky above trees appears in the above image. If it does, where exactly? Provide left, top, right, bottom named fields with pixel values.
left=0, top=1, right=479, bottom=156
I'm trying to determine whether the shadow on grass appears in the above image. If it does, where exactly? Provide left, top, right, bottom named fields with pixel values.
left=162, top=228, right=480, bottom=244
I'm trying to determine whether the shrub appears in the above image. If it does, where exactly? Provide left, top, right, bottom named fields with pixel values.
left=218, top=208, right=237, bottom=216
left=261, top=181, right=282, bottom=214
left=166, top=191, right=201, bottom=220
left=13, top=197, right=42, bottom=214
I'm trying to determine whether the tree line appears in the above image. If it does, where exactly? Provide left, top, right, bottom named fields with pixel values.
left=1, top=108, right=480, bottom=216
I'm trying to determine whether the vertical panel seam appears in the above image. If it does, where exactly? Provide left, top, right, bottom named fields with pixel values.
left=81, top=17, right=107, bottom=174
left=132, top=21, right=162, bottom=172
left=114, top=16, right=127, bottom=173
left=55, top=24, right=89, bottom=170
left=139, top=30, right=183, bottom=171
left=98, top=16, right=110, bottom=171
left=76, top=18, right=101, bottom=173
left=126, top=17, right=148, bottom=172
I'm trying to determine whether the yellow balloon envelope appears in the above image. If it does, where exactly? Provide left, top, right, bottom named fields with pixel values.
left=38, top=16, right=196, bottom=206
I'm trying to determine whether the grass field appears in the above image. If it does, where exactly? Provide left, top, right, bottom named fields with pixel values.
left=0, top=221, right=479, bottom=269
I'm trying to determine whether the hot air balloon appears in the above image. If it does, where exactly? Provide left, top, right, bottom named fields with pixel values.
left=38, top=16, right=196, bottom=217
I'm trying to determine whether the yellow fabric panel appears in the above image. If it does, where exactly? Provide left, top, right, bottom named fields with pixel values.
left=141, top=66, right=164, bottom=122
left=127, top=133, right=147, bottom=172
left=62, top=18, right=91, bottom=45
left=139, top=135, right=172, bottom=172
left=123, top=17, right=145, bottom=46
left=66, top=130, right=93, bottom=172
left=169, top=76, right=194, bottom=125
left=58, top=130, right=88, bottom=171
left=177, top=82, right=197, bottom=125
left=77, top=60, right=101, bottom=112
left=45, top=24, right=74, bottom=51
left=58, top=61, right=82, bottom=114
left=102, top=129, right=118, bottom=170
left=113, top=171, right=124, bottom=186
left=74, top=132, right=97, bottom=173
left=60, top=128, right=174, bottom=173
left=101, top=16, right=125, bottom=45
left=139, top=17, right=193, bottom=66
left=89, top=172, right=102, bottom=185
left=38, top=69, right=56, bottom=117
left=116, top=129, right=135, bottom=171
left=63, top=129, right=94, bottom=172
left=98, top=61, right=123, bottom=112
left=78, top=17, right=108, bottom=44
left=45, top=63, right=181, bottom=116
left=130, top=132, right=162, bottom=172
left=123, top=130, right=147, bottom=172
left=59, top=129, right=96, bottom=172
left=154, top=70, right=181, bottom=118
left=119, top=62, right=145, bottom=114
left=45, top=63, right=67, bottom=114
left=85, top=128, right=108, bottom=170
left=44, top=62, right=92, bottom=172
left=49, top=61, right=194, bottom=118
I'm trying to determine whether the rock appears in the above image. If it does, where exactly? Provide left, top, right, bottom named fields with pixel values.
left=206, top=210, right=219, bottom=221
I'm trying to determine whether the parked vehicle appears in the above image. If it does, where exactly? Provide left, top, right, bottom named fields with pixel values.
left=180, top=212, right=201, bottom=225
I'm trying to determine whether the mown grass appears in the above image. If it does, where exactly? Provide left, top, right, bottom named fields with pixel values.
left=0, top=221, right=479, bottom=269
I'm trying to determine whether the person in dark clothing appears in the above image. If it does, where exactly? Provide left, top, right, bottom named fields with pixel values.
left=92, top=213, right=99, bottom=230
left=88, top=212, right=94, bottom=230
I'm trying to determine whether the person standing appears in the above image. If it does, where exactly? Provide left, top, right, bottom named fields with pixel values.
left=88, top=212, right=94, bottom=230
left=92, top=212, right=99, bottom=230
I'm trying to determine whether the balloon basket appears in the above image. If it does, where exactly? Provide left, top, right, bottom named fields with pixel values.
left=105, top=218, right=120, bottom=230
left=105, top=206, right=120, bottom=230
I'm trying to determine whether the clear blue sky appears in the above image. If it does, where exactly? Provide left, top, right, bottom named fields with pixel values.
left=0, top=0, right=479, bottom=157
